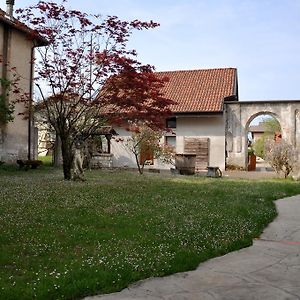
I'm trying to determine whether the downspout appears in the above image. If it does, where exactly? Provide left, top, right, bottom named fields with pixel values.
left=0, top=0, right=14, bottom=151
left=28, top=46, right=34, bottom=160
left=1, top=27, right=9, bottom=84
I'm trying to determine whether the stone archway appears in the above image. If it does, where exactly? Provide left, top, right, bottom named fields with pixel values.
left=244, top=112, right=281, bottom=169
left=225, top=100, right=300, bottom=169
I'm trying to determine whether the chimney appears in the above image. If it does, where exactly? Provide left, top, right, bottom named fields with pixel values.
left=6, top=0, right=15, bottom=18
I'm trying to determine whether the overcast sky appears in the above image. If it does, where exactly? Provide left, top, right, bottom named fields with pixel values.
left=2, top=0, right=300, bottom=101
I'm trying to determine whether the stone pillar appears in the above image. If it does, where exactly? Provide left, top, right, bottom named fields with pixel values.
left=295, top=110, right=300, bottom=148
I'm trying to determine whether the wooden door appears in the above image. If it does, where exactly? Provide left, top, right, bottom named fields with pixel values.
left=184, top=138, right=209, bottom=172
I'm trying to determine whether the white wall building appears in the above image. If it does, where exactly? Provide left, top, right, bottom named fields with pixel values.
left=109, top=68, right=238, bottom=172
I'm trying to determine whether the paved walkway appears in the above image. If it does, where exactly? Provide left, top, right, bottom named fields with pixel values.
left=223, top=170, right=278, bottom=180
left=224, top=160, right=278, bottom=180
left=86, top=195, right=300, bottom=300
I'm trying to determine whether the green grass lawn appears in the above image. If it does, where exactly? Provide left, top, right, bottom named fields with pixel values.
left=38, top=155, right=53, bottom=166
left=1, top=167, right=300, bottom=299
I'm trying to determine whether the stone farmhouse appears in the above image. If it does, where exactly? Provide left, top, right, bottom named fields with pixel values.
left=0, top=4, right=47, bottom=163
left=25, top=58, right=300, bottom=173
left=105, top=68, right=300, bottom=172
left=108, top=68, right=238, bottom=171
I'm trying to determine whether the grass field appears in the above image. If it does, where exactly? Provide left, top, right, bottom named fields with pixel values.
left=1, top=166, right=300, bottom=299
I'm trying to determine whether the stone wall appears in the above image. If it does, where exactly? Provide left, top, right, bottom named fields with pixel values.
left=225, top=100, right=300, bottom=169
left=90, top=154, right=113, bottom=169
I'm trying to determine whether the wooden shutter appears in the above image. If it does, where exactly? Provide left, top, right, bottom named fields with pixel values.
left=184, top=138, right=209, bottom=172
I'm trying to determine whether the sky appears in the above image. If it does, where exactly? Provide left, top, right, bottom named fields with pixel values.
left=1, top=0, right=300, bottom=101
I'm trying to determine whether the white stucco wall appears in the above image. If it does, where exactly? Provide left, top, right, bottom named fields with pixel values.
left=111, top=127, right=137, bottom=168
left=110, top=127, right=173, bottom=170
left=111, top=114, right=226, bottom=171
left=176, top=115, right=226, bottom=170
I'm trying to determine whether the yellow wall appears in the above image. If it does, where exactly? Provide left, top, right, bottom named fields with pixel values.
left=0, top=22, right=34, bottom=162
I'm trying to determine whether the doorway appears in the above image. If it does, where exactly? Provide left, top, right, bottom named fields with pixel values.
left=246, top=113, right=281, bottom=171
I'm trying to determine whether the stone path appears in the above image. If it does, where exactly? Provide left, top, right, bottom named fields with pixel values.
left=85, top=195, right=300, bottom=300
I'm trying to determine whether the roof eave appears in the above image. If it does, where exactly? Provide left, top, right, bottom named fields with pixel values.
left=0, top=14, right=49, bottom=46
left=174, top=110, right=224, bottom=116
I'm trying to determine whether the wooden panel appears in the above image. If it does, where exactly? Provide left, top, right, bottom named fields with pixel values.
left=140, top=145, right=154, bottom=165
left=184, top=138, right=209, bottom=172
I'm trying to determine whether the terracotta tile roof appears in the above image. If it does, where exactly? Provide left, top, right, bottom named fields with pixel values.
left=0, top=9, right=48, bottom=46
left=156, top=68, right=238, bottom=113
left=92, top=126, right=118, bottom=135
left=249, top=124, right=267, bottom=133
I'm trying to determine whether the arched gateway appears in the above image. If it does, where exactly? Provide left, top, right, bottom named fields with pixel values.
left=225, top=100, right=300, bottom=169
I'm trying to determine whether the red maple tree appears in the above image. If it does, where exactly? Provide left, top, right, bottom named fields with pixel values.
left=16, top=1, right=173, bottom=180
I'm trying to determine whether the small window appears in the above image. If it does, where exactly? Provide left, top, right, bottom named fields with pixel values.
left=165, top=136, right=176, bottom=148
left=166, top=117, right=176, bottom=129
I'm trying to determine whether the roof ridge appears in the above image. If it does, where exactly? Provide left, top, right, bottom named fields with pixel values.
left=155, top=67, right=237, bottom=74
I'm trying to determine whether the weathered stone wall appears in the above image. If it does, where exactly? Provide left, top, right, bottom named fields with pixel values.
left=91, top=154, right=113, bottom=169
left=225, top=100, right=300, bottom=169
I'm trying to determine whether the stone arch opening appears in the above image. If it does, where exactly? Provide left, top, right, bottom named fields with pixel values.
left=244, top=112, right=282, bottom=171
left=225, top=100, right=300, bottom=170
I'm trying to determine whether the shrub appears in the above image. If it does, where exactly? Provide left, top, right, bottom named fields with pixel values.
left=264, top=139, right=297, bottom=178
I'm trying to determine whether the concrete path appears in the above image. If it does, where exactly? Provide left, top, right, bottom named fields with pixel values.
left=86, top=195, right=300, bottom=300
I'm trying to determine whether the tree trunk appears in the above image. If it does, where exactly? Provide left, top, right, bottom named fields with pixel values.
left=134, top=152, right=143, bottom=174
left=60, top=136, right=73, bottom=180
left=53, top=133, right=63, bottom=167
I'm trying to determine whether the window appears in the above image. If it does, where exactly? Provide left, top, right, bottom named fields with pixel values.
left=165, top=136, right=176, bottom=148
left=166, top=117, right=176, bottom=129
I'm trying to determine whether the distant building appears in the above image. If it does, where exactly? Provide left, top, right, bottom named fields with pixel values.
left=248, top=123, right=266, bottom=143
left=248, top=122, right=282, bottom=143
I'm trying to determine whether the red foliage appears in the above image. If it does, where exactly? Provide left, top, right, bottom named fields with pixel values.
left=101, top=70, right=173, bottom=129
left=16, top=0, right=172, bottom=129
left=15, top=0, right=173, bottom=179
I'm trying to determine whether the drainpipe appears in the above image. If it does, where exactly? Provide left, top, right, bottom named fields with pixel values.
left=1, top=27, right=9, bottom=97
left=28, top=47, right=34, bottom=160
left=1, top=24, right=12, bottom=145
